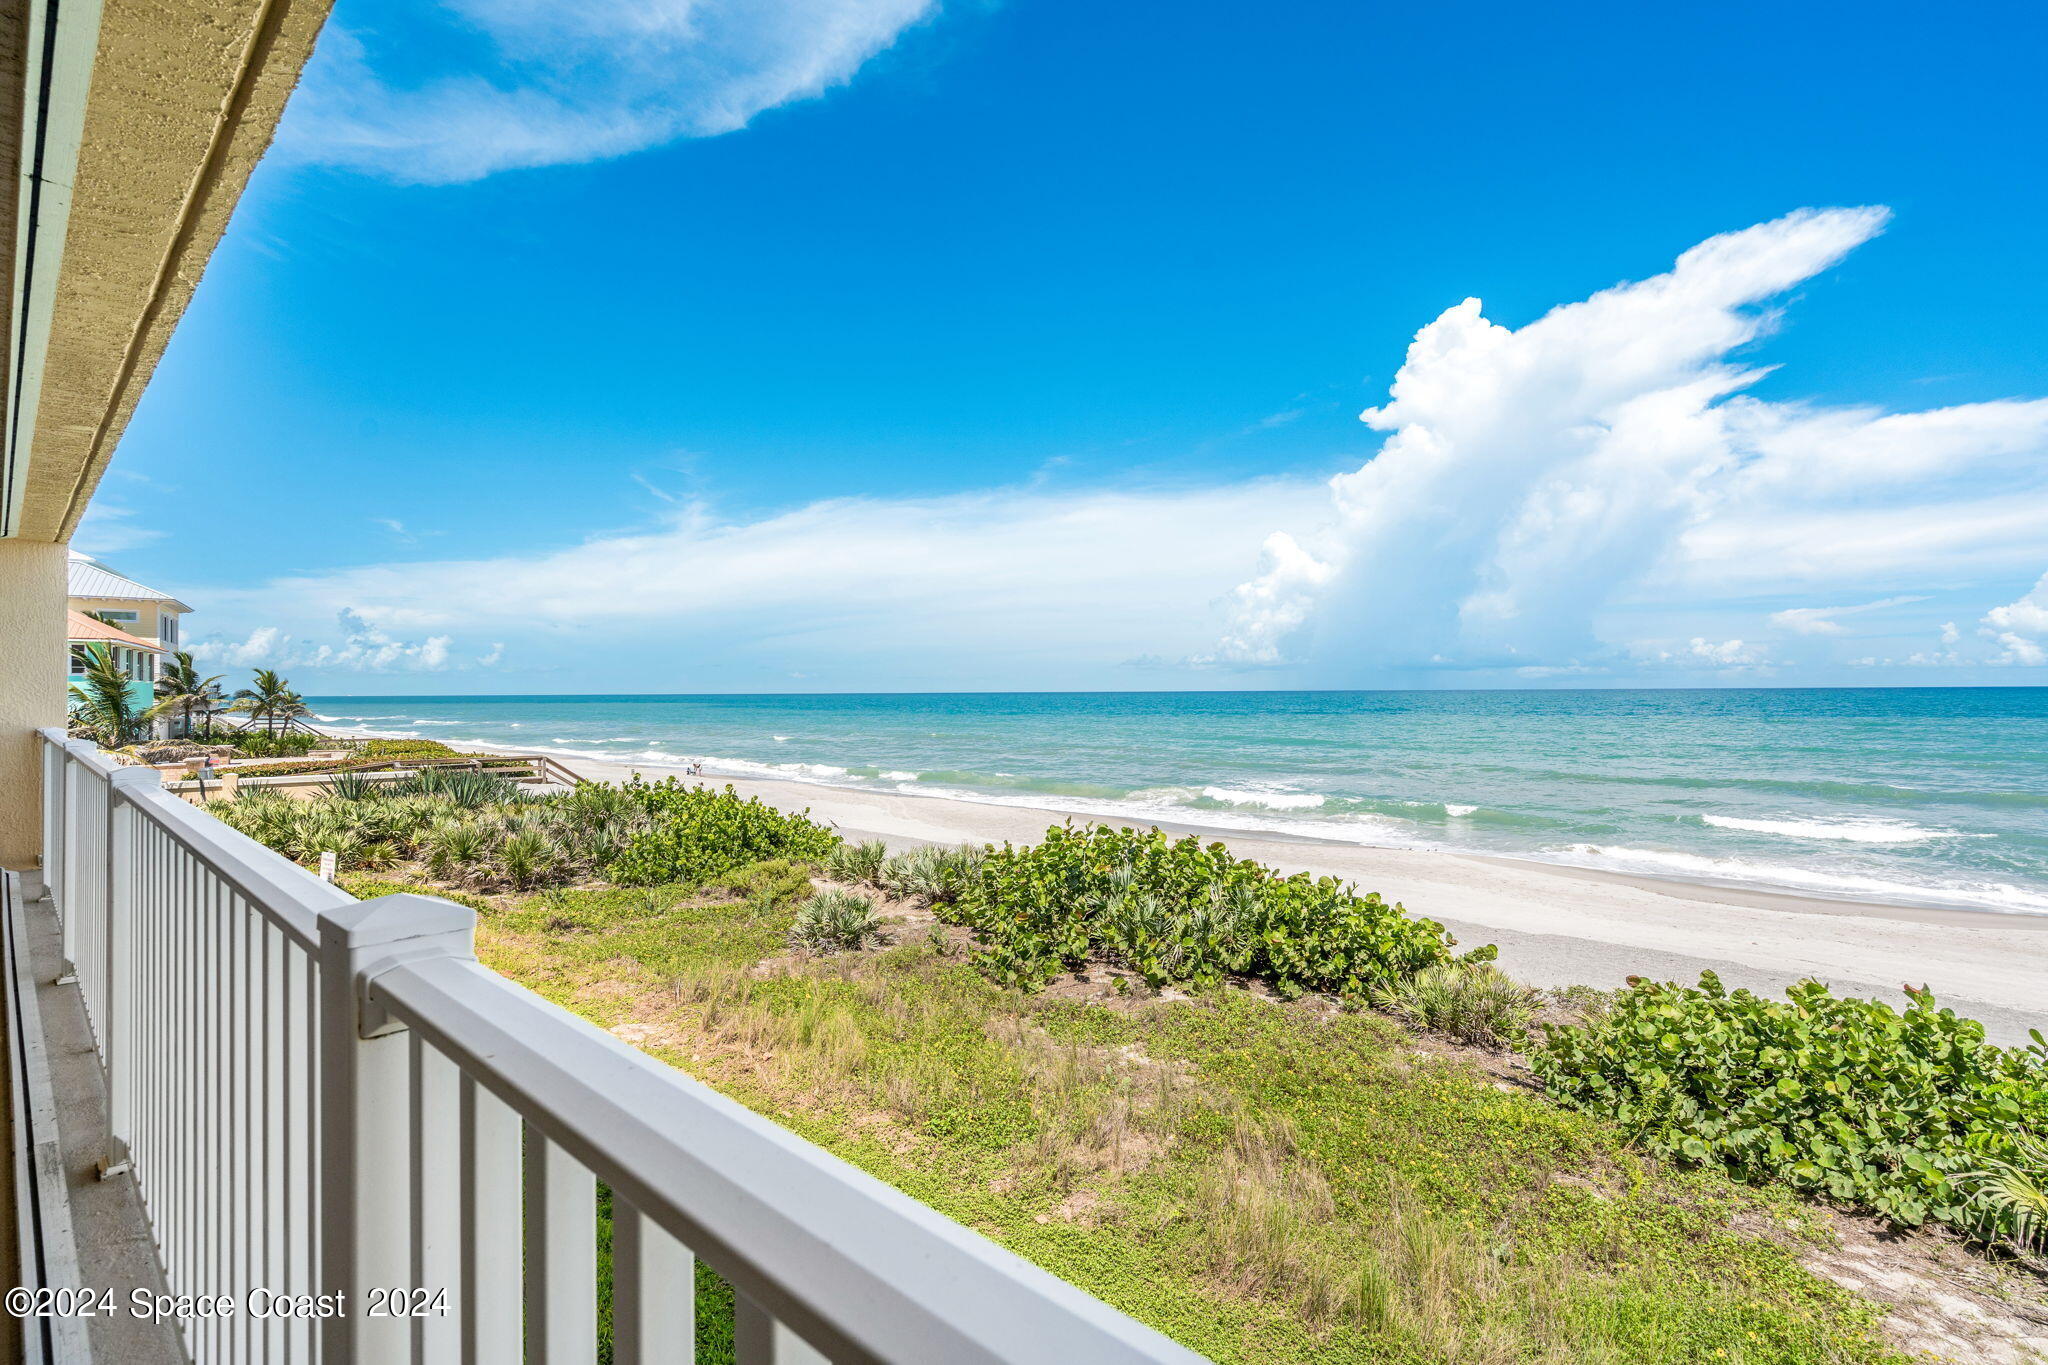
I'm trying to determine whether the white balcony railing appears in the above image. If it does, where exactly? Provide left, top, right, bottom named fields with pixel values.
left=35, top=730, right=1207, bottom=1364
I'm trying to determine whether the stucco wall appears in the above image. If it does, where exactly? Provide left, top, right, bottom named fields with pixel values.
left=0, top=541, right=66, bottom=864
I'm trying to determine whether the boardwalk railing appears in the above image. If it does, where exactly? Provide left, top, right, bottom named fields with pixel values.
left=35, top=728, right=1206, bottom=1365
left=161, top=752, right=591, bottom=797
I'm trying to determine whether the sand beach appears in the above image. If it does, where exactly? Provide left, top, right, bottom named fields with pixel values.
left=456, top=740, right=2048, bottom=1046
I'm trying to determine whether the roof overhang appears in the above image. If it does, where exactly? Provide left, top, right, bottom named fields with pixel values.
left=65, top=608, right=164, bottom=651
left=0, top=0, right=334, bottom=542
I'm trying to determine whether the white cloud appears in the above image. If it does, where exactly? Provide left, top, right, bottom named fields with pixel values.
left=192, top=480, right=1330, bottom=686
left=72, top=504, right=165, bottom=554
left=1982, top=573, right=2048, bottom=665
left=1768, top=595, right=1927, bottom=636
left=1983, top=573, right=2048, bottom=638
left=279, top=0, right=938, bottom=183
left=1995, top=637, right=2048, bottom=666
left=190, top=611, right=459, bottom=674
left=1685, top=638, right=1766, bottom=666
left=1627, top=637, right=1771, bottom=670
left=1211, top=533, right=1335, bottom=664
left=1220, top=207, right=2048, bottom=677
left=194, top=626, right=285, bottom=668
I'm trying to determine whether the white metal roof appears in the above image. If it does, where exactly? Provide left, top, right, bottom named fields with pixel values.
left=66, top=552, right=192, bottom=611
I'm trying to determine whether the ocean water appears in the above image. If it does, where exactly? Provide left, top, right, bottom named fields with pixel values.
left=306, top=689, right=2048, bottom=917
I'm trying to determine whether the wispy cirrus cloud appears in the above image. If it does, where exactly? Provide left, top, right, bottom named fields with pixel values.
left=73, top=503, right=165, bottom=555
left=1768, top=596, right=1928, bottom=636
left=279, top=0, right=940, bottom=184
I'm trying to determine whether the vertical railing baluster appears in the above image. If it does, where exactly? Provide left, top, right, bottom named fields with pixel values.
left=235, top=895, right=254, bottom=1365
left=523, top=1128, right=598, bottom=1365
left=460, top=1074, right=520, bottom=1365
left=303, top=939, right=322, bottom=1365
left=735, top=1294, right=831, bottom=1365
left=286, top=941, right=313, bottom=1365
left=40, top=737, right=64, bottom=910
left=264, top=923, right=287, bottom=1364
left=206, top=875, right=226, bottom=1361
left=176, top=841, right=195, bottom=1303
left=103, top=766, right=155, bottom=1177
left=612, top=1201, right=694, bottom=1365
left=413, top=1038, right=462, bottom=1364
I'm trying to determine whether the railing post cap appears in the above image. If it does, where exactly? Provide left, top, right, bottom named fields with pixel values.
left=323, top=893, right=478, bottom=1040
left=321, top=892, right=477, bottom=951
left=107, top=765, right=161, bottom=792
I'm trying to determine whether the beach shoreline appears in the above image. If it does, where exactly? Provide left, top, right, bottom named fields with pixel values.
left=382, top=733, right=2047, bottom=1044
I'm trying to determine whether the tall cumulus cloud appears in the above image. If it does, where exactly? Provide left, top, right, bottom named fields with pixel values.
left=1220, top=208, right=2048, bottom=675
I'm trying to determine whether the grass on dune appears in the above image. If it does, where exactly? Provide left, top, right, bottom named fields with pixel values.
left=346, top=867, right=1906, bottom=1365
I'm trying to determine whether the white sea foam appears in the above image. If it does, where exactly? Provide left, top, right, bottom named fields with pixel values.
left=773, top=735, right=791, bottom=742
left=293, top=706, right=2044, bottom=920
left=1200, top=786, right=1327, bottom=811
left=1701, top=814, right=1968, bottom=844
left=1541, top=843, right=2048, bottom=916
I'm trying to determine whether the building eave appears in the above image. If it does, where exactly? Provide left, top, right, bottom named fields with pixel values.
left=0, top=0, right=335, bottom=543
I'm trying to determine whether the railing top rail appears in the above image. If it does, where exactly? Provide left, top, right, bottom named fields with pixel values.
left=40, top=726, right=121, bottom=778
left=123, top=784, right=345, bottom=948
left=369, top=955, right=1208, bottom=1365
left=43, top=733, right=347, bottom=947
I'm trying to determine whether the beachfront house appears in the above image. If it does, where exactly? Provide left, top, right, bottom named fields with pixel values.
left=67, top=552, right=191, bottom=659
left=64, top=610, right=164, bottom=727
left=0, top=4, right=1195, bottom=1363
left=63, top=555, right=191, bottom=739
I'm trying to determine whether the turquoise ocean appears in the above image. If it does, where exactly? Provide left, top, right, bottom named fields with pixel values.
left=305, top=689, right=2048, bottom=917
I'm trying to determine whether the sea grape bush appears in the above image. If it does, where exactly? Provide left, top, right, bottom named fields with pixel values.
left=949, top=823, right=1464, bottom=994
left=1531, top=972, right=2048, bottom=1247
left=351, top=738, right=469, bottom=758
left=607, top=779, right=839, bottom=886
left=213, top=777, right=839, bottom=894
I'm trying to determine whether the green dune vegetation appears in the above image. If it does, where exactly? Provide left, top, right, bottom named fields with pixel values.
left=202, top=776, right=2048, bottom=1364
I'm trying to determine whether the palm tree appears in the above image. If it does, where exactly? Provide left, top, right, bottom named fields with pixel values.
left=145, top=651, right=225, bottom=738
left=229, top=668, right=312, bottom=735
left=68, top=643, right=144, bottom=747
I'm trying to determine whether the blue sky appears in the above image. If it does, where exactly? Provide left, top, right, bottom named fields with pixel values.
left=80, top=0, right=2048, bottom=693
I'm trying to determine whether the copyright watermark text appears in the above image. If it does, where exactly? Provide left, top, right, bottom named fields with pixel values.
left=6, top=1286, right=446, bottom=1321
